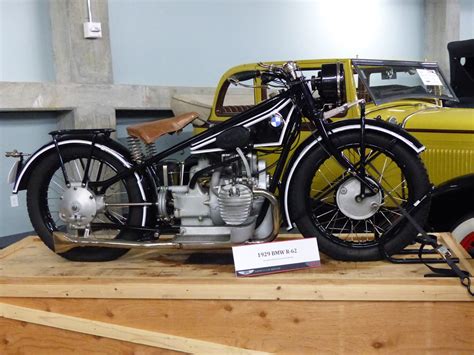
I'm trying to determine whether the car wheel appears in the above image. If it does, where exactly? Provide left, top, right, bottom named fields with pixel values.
left=451, top=213, right=474, bottom=257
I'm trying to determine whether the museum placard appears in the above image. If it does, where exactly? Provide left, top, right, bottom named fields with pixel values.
left=232, top=238, right=320, bottom=277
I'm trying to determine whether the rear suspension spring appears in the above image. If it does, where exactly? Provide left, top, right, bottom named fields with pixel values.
left=127, top=136, right=144, bottom=163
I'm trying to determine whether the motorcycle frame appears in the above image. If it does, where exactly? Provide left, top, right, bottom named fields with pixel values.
left=48, top=76, right=417, bottom=234
left=88, top=78, right=359, bottom=191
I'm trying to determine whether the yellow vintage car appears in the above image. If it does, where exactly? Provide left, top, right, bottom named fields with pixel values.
left=181, top=58, right=473, bottom=253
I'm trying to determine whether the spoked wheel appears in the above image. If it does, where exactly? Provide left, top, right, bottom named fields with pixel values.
left=27, top=145, right=147, bottom=261
left=288, top=131, right=431, bottom=261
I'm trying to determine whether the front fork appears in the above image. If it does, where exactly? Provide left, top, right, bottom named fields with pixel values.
left=298, top=77, right=435, bottom=241
left=298, top=78, right=378, bottom=196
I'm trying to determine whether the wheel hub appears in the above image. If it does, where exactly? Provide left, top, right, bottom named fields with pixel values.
left=59, top=183, right=97, bottom=228
left=336, top=177, right=383, bottom=220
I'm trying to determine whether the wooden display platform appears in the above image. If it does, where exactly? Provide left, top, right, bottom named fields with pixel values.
left=1, top=234, right=473, bottom=354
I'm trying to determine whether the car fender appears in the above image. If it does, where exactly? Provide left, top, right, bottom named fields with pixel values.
left=282, top=119, right=426, bottom=229
left=428, top=174, right=474, bottom=232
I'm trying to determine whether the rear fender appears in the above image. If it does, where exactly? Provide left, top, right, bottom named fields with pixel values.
left=282, top=119, right=426, bottom=229
left=13, top=135, right=154, bottom=228
left=13, top=135, right=136, bottom=193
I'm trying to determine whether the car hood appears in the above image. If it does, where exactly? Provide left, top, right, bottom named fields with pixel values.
left=365, top=101, right=474, bottom=131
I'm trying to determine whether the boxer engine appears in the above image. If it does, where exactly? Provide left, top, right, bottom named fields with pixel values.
left=156, top=153, right=274, bottom=243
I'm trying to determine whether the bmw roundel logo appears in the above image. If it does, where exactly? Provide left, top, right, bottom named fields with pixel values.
left=270, top=113, right=284, bottom=128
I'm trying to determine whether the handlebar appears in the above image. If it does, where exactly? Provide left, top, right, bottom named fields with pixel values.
left=257, top=61, right=299, bottom=81
left=322, top=99, right=365, bottom=120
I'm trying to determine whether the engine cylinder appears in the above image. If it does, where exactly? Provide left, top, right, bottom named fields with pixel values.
left=217, top=184, right=253, bottom=225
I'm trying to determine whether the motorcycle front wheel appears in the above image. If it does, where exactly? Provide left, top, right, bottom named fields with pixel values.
left=27, top=145, right=147, bottom=261
left=288, top=131, right=431, bottom=261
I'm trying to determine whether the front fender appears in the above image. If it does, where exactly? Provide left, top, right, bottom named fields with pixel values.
left=282, top=119, right=426, bottom=229
left=13, top=135, right=134, bottom=193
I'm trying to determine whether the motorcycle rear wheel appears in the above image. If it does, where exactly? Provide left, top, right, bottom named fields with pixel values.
left=27, top=145, right=146, bottom=261
left=288, top=131, right=431, bottom=261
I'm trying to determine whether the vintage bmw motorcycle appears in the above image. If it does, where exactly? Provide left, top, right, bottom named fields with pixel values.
left=7, top=61, right=431, bottom=262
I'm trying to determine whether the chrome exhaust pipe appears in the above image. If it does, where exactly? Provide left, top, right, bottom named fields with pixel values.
left=53, top=190, right=281, bottom=253
left=53, top=232, right=234, bottom=253
left=251, top=188, right=281, bottom=243
left=53, top=232, right=181, bottom=253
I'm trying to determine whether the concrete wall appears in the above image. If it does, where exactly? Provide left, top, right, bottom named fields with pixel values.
left=0, top=0, right=54, bottom=82
left=0, top=113, right=58, bottom=237
left=460, top=0, right=474, bottom=40
left=0, top=0, right=56, bottom=237
left=109, top=0, right=425, bottom=87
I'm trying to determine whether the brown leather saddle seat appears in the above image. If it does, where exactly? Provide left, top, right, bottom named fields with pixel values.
left=126, top=112, right=199, bottom=144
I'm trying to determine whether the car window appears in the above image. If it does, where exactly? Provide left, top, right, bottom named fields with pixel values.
left=215, top=66, right=345, bottom=118
left=353, top=61, right=457, bottom=105
left=215, top=72, right=256, bottom=117
left=353, top=72, right=372, bottom=103
left=223, top=79, right=254, bottom=113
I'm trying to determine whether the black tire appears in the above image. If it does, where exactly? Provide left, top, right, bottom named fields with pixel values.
left=288, top=131, right=431, bottom=261
left=27, top=145, right=146, bottom=261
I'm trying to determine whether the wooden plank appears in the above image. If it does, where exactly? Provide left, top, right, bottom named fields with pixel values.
left=0, top=277, right=471, bottom=301
left=0, top=317, right=177, bottom=354
left=2, top=298, right=474, bottom=354
left=0, top=235, right=472, bottom=301
left=0, top=236, right=37, bottom=259
left=0, top=302, right=269, bottom=355
left=439, top=232, right=474, bottom=276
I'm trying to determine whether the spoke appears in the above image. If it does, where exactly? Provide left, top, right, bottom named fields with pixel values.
left=48, top=187, right=63, bottom=196
left=365, top=160, right=407, bottom=202
left=378, top=157, right=389, bottom=184
left=380, top=206, right=402, bottom=217
left=315, top=207, right=338, bottom=219
left=365, top=148, right=377, bottom=162
left=319, top=196, right=336, bottom=204
left=368, top=218, right=384, bottom=236
left=84, top=159, right=96, bottom=183
left=50, top=178, right=66, bottom=193
left=385, top=179, right=408, bottom=198
left=96, top=161, right=104, bottom=181
left=339, top=218, right=350, bottom=235
left=312, top=149, right=385, bottom=202
left=351, top=220, right=365, bottom=240
left=73, top=160, right=83, bottom=181
left=317, top=168, right=336, bottom=189
left=309, top=142, right=417, bottom=247
left=391, top=195, right=408, bottom=203
left=311, top=171, right=344, bottom=201
left=325, top=210, right=340, bottom=230
left=349, top=219, right=356, bottom=241
left=378, top=210, right=393, bottom=226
